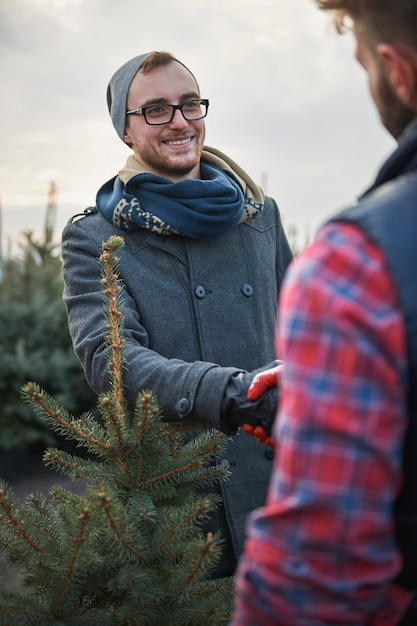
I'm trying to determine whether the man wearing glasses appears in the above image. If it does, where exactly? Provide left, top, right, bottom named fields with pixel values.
left=61, top=51, right=292, bottom=578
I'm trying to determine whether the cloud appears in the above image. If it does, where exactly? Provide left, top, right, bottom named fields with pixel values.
left=0, top=0, right=394, bottom=250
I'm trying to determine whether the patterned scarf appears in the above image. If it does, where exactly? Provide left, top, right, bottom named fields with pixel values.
left=96, top=146, right=265, bottom=239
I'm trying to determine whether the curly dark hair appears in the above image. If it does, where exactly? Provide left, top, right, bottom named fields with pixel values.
left=315, top=0, right=417, bottom=47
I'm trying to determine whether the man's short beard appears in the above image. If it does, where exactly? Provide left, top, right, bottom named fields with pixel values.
left=378, top=72, right=415, bottom=139
left=163, top=161, right=198, bottom=177
left=145, top=147, right=203, bottom=180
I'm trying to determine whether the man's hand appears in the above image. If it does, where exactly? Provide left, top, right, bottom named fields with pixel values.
left=242, top=362, right=283, bottom=448
left=241, top=424, right=276, bottom=449
left=221, top=361, right=283, bottom=440
left=247, top=361, right=284, bottom=401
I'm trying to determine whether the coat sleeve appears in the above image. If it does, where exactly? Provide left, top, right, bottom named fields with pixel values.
left=61, top=215, right=238, bottom=430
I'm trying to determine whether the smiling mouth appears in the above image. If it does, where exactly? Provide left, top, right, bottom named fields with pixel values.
left=164, top=137, right=193, bottom=147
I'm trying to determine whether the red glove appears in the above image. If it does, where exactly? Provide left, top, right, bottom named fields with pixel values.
left=241, top=423, right=276, bottom=449
left=242, top=362, right=283, bottom=449
left=247, top=361, right=284, bottom=401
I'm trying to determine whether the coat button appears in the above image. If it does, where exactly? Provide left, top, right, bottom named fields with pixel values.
left=241, top=283, right=253, bottom=297
left=176, top=398, right=190, bottom=415
left=195, top=285, right=206, bottom=299
left=219, top=458, right=230, bottom=467
left=265, top=448, right=274, bottom=461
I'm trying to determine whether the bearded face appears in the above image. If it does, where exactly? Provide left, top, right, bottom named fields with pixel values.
left=354, top=22, right=416, bottom=140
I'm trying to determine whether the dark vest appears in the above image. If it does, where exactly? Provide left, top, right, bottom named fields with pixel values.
left=331, top=172, right=417, bottom=591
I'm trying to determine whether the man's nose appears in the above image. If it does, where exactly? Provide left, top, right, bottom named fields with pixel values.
left=168, top=108, right=189, bottom=128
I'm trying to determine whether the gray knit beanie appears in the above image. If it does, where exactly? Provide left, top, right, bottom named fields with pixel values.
left=107, top=53, right=150, bottom=142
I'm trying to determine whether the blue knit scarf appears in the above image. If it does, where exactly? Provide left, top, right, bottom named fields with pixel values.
left=96, top=161, right=246, bottom=239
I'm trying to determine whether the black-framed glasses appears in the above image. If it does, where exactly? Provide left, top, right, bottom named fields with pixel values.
left=126, top=98, right=209, bottom=126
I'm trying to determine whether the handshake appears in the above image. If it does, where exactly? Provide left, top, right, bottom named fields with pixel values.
left=221, top=361, right=283, bottom=448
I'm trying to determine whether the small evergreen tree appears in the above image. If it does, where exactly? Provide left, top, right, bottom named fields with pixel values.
left=0, top=232, right=96, bottom=451
left=0, top=236, right=234, bottom=625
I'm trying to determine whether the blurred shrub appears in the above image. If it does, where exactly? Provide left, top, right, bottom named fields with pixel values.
left=0, top=232, right=96, bottom=450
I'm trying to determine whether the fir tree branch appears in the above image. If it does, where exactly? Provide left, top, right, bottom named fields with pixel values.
left=23, top=384, right=114, bottom=453
left=43, top=450, right=110, bottom=483
left=99, top=236, right=127, bottom=435
left=23, top=494, right=60, bottom=552
left=54, top=507, right=90, bottom=614
left=154, top=502, right=211, bottom=554
left=97, top=491, right=143, bottom=560
left=0, top=488, right=51, bottom=558
left=97, top=395, right=124, bottom=450
left=133, top=391, right=153, bottom=483
left=180, top=532, right=217, bottom=592
left=0, top=600, right=48, bottom=623
left=43, top=450, right=94, bottom=474
left=136, top=458, right=202, bottom=490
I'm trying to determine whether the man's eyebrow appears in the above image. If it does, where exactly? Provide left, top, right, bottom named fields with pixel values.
left=138, top=92, right=200, bottom=107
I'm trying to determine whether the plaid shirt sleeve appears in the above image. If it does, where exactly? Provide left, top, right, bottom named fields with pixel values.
left=231, top=222, right=412, bottom=626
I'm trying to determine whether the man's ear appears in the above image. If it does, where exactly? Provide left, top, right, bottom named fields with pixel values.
left=123, top=130, right=132, bottom=147
left=377, top=43, right=416, bottom=105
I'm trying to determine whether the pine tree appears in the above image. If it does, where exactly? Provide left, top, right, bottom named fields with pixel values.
left=0, top=236, right=234, bottom=625
left=0, top=230, right=96, bottom=452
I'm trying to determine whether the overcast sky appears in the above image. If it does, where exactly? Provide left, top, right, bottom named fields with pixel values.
left=0, top=0, right=395, bottom=253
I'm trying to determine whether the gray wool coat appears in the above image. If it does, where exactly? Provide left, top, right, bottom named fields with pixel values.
left=61, top=195, right=293, bottom=568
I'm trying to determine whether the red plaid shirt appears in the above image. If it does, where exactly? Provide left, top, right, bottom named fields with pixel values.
left=232, top=222, right=413, bottom=625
